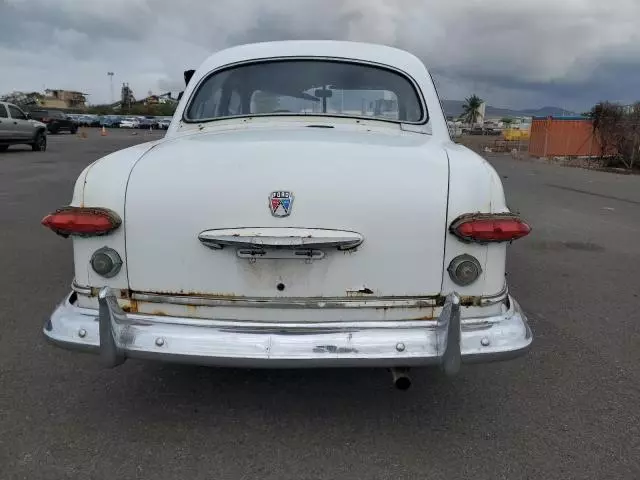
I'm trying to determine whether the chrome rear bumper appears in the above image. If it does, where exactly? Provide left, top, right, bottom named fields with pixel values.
left=44, top=288, right=532, bottom=370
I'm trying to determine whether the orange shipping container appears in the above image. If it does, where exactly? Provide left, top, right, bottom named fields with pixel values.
left=529, top=117, right=602, bottom=157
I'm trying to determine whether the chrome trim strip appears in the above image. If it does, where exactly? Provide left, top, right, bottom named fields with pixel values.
left=131, top=292, right=440, bottom=309
left=71, top=280, right=92, bottom=296
left=483, top=284, right=509, bottom=300
left=72, top=283, right=508, bottom=309
left=198, top=227, right=364, bottom=251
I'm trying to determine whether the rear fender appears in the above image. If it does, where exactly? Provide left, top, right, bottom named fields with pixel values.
left=444, top=143, right=509, bottom=301
left=69, top=142, right=161, bottom=291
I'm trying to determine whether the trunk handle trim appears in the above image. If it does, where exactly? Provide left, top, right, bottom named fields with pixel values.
left=198, top=227, right=364, bottom=251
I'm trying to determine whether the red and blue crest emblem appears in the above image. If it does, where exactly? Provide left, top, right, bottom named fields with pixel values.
left=269, top=191, right=294, bottom=217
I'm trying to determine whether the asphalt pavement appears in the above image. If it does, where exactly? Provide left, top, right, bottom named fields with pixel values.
left=1, top=130, right=639, bottom=479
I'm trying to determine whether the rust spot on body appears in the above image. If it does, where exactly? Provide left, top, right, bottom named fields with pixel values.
left=413, top=315, right=436, bottom=321
left=459, top=296, right=483, bottom=307
left=122, top=299, right=138, bottom=313
left=146, top=290, right=243, bottom=299
left=313, top=345, right=359, bottom=354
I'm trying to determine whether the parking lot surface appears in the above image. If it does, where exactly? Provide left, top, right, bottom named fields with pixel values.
left=1, top=130, right=639, bottom=479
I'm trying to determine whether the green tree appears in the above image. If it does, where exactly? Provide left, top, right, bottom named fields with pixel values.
left=501, top=117, right=514, bottom=126
left=460, top=94, right=484, bottom=125
left=590, top=101, right=640, bottom=170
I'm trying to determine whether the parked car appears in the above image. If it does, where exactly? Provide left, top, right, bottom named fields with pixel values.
left=76, top=115, right=100, bottom=128
left=119, top=117, right=140, bottom=128
left=463, top=124, right=502, bottom=136
left=29, top=109, right=78, bottom=134
left=0, top=101, right=48, bottom=151
left=482, top=122, right=502, bottom=135
left=147, top=116, right=161, bottom=129
left=157, top=117, right=172, bottom=129
left=99, top=115, right=121, bottom=128
left=42, top=41, right=532, bottom=389
left=138, top=117, right=158, bottom=129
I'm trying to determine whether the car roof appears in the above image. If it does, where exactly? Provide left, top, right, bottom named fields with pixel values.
left=196, top=41, right=426, bottom=79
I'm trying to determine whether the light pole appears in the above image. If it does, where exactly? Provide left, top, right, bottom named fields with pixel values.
left=107, top=72, right=114, bottom=104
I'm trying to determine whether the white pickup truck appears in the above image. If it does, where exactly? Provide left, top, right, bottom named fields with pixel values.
left=0, top=101, right=47, bottom=152
left=43, top=41, right=532, bottom=389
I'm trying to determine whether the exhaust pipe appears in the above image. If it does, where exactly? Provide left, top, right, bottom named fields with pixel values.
left=390, top=368, right=411, bottom=390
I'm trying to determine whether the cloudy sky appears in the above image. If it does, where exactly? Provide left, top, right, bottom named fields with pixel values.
left=1, top=0, right=639, bottom=111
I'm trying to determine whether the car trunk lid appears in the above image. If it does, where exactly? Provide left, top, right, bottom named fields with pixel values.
left=124, top=126, right=449, bottom=299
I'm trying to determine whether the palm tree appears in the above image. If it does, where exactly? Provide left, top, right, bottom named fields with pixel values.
left=460, top=94, right=484, bottom=125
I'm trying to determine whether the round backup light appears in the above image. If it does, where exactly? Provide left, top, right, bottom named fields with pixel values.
left=91, top=247, right=123, bottom=278
left=448, top=254, right=482, bottom=286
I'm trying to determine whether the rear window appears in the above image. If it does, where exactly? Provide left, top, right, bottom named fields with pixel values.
left=185, top=60, right=425, bottom=124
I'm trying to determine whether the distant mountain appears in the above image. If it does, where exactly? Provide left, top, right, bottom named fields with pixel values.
left=440, top=100, right=577, bottom=119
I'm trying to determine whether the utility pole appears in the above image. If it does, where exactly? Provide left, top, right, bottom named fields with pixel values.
left=107, top=72, right=114, bottom=104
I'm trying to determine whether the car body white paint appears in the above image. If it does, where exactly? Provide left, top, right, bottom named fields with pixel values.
left=45, top=41, right=531, bottom=371
left=119, top=118, right=140, bottom=128
left=73, top=41, right=509, bottom=306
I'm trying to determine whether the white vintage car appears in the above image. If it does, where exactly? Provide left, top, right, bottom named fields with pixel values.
left=119, top=117, right=140, bottom=129
left=43, top=41, right=532, bottom=389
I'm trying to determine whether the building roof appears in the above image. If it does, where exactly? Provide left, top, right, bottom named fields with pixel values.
left=45, top=89, right=89, bottom=96
left=532, top=115, right=589, bottom=120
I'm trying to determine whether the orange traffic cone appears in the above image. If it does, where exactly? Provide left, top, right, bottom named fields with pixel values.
left=101, top=126, right=107, bottom=136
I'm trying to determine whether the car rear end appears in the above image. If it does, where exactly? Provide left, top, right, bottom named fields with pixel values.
left=31, top=110, right=75, bottom=133
left=42, top=42, right=532, bottom=381
left=43, top=126, right=531, bottom=375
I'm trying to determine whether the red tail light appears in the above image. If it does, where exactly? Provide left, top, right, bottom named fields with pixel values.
left=450, top=213, right=531, bottom=243
left=42, top=207, right=122, bottom=237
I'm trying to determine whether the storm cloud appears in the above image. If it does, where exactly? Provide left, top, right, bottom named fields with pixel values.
left=1, top=0, right=639, bottom=110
